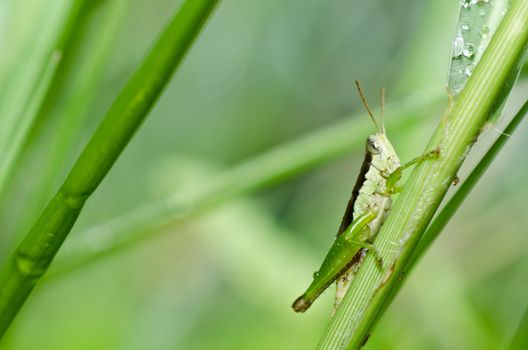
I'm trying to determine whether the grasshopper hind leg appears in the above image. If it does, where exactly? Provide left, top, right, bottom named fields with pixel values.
left=333, top=240, right=383, bottom=312
left=292, top=296, right=312, bottom=313
left=345, top=238, right=383, bottom=267
left=334, top=249, right=367, bottom=312
left=333, top=218, right=386, bottom=312
left=292, top=212, right=377, bottom=313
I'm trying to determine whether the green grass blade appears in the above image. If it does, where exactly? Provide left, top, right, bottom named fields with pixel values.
left=317, top=0, right=528, bottom=348
left=46, top=89, right=443, bottom=279
left=0, top=0, right=68, bottom=112
left=13, top=0, right=128, bottom=240
left=0, top=53, right=61, bottom=194
left=0, top=0, right=219, bottom=337
left=0, top=0, right=85, bottom=198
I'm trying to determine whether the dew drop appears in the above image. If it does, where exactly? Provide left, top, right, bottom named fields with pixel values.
left=461, top=0, right=471, bottom=9
left=313, top=271, right=320, bottom=279
left=452, top=35, right=465, bottom=57
left=464, top=65, right=473, bottom=77
left=461, top=23, right=470, bottom=31
left=463, top=43, right=475, bottom=58
left=480, top=25, right=489, bottom=37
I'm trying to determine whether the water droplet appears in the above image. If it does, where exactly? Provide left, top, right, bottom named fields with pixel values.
left=461, top=0, right=471, bottom=9
left=480, top=25, right=489, bottom=37
left=472, top=0, right=490, bottom=4
left=313, top=271, right=320, bottom=279
left=461, top=23, right=470, bottom=31
left=463, top=43, right=475, bottom=58
left=452, top=35, right=465, bottom=57
left=480, top=10, right=486, bottom=17
left=464, top=65, right=473, bottom=77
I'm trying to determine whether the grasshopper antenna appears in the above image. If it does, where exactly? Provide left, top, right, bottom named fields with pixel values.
left=380, top=86, right=386, bottom=134
left=354, top=80, right=379, bottom=132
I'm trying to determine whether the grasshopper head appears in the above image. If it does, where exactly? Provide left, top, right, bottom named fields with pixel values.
left=366, top=133, right=397, bottom=159
left=355, top=81, right=398, bottom=164
left=366, top=135, right=381, bottom=155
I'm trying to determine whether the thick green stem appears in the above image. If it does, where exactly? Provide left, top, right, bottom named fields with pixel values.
left=372, top=96, right=528, bottom=338
left=0, top=0, right=219, bottom=336
left=409, top=97, right=528, bottom=274
left=317, top=1, right=528, bottom=348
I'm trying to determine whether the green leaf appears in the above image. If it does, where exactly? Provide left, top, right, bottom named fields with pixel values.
left=448, top=0, right=510, bottom=96
left=449, top=0, right=522, bottom=126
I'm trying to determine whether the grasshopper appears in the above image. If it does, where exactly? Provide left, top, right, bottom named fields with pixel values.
left=292, top=81, right=438, bottom=313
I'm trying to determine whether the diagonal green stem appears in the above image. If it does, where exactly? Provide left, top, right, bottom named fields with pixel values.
left=0, top=0, right=219, bottom=337
left=317, top=1, right=528, bottom=348
left=371, top=96, right=528, bottom=335
left=409, top=97, right=528, bottom=273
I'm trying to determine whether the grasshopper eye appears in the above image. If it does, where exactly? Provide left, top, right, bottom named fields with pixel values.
left=366, top=137, right=380, bottom=155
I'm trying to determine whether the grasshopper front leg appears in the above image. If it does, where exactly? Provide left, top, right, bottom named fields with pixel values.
left=292, top=211, right=378, bottom=313
left=385, top=148, right=440, bottom=194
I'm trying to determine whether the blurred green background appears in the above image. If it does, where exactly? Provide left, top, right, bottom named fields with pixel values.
left=0, top=0, right=527, bottom=349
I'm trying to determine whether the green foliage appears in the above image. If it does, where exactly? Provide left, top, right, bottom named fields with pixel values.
left=0, top=0, right=527, bottom=349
